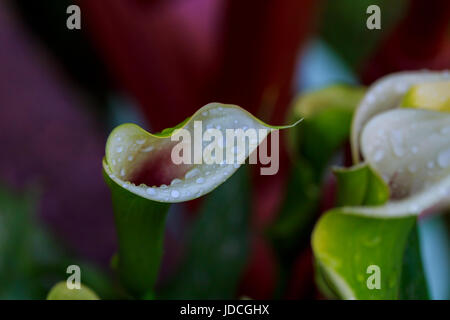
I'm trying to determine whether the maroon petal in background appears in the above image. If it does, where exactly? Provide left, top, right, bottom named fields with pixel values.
left=0, top=2, right=115, bottom=265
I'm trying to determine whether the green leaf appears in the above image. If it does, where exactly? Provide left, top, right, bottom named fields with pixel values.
left=0, top=185, right=37, bottom=299
left=47, top=282, right=99, bottom=300
left=334, top=163, right=389, bottom=207
left=398, top=226, right=429, bottom=299
left=312, top=210, right=418, bottom=299
left=268, top=160, right=319, bottom=252
left=160, top=168, right=250, bottom=299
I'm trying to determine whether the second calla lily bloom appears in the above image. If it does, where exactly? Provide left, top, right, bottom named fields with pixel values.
left=350, top=71, right=450, bottom=217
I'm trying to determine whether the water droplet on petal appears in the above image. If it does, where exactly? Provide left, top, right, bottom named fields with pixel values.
left=136, top=139, right=146, bottom=145
left=408, top=164, right=417, bottom=173
left=141, top=146, right=154, bottom=153
left=408, top=204, right=420, bottom=213
left=196, top=177, right=205, bottom=184
left=185, top=168, right=200, bottom=179
left=171, top=190, right=180, bottom=198
left=373, top=149, right=385, bottom=162
left=437, top=148, right=450, bottom=168
left=440, top=126, right=450, bottom=135
left=390, top=130, right=405, bottom=157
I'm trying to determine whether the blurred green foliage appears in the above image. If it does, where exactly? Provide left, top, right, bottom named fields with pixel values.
left=268, top=85, right=365, bottom=296
left=0, top=185, right=118, bottom=299
left=160, top=168, right=251, bottom=299
left=270, top=86, right=365, bottom=249
left=320, top=0, right=408, bottom=69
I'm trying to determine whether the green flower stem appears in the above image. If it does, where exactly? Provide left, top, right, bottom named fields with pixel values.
left=105, top=171, right=170, bottom=298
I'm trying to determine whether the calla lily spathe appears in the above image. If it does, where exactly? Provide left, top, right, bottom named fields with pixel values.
left=349, top=71, right=450, bottom=217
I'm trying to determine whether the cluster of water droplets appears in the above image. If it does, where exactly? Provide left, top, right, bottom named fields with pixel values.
left=363, top=107, right=450, bottom=200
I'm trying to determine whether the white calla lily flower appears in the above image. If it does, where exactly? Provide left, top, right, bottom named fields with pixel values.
left=351, top=71, right=450, bottom=163
left=347, top=71, right=450, bottom=217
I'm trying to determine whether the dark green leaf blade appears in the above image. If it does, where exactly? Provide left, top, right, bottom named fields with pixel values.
left=160, top=168, right=250, bottom=299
